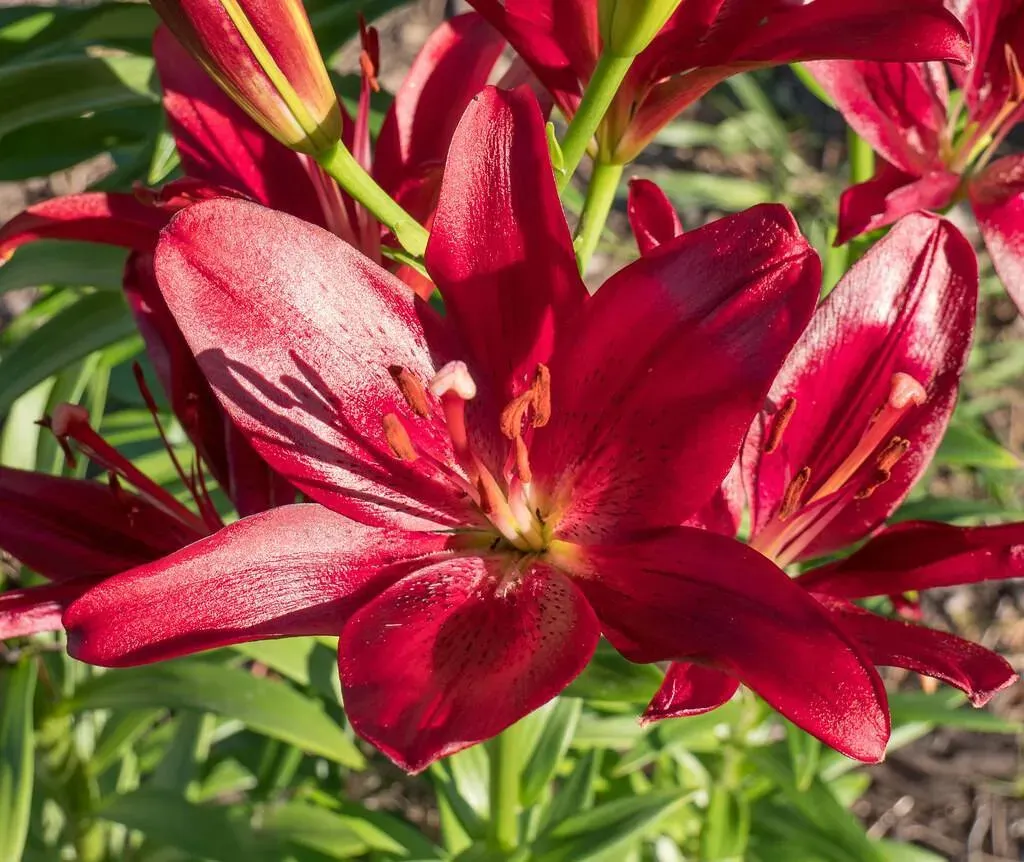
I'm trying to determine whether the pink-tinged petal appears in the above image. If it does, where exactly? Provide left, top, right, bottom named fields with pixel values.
left=806, top=61, right=948, bottom=175
left=748, top=214, right=977, bottom=560
left=538, top=204, right=819, bottom=541
left=465, top=0, right=590, bottom=115
left=971, top=155, right=1024, bottom=314
left=153, top=27, right=328, bottom=229
left=570, top=529, right=889, bottom=762
left=0, top=194, right=167, bottom=261
left=155, top=198, right=474, bottom=530
left=954, top=0, right=1024, bottom=128
left=64, top=504, right=448, bottom=666
left=0, top=578, right=101, bottom=640
left=627, top=177, right=683, bottom=255
left=643, top=663, right=739, bottom=722
left=374, top=14, right=505, bottom=222
left=822, top=598, right=1017, bottom=707
left=683, top=459, right=744, bottom=538
left=124, top=252, right=290, bottom=516
left=799, top=520, right=1024, bottom=599
left=338, top=557, right=599, bottom=772
left=426, top=86, right=587, bottom=400
left=835, top=160, right=959, bottom=246
left=0, top=467, right=201, bottom=583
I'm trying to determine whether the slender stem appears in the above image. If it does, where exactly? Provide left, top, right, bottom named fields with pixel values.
left=574, top=160, right=624, bottom=273
left=557, top=52, right=635, bottom=193
left=489, top=726, right=521, bottom=854
left=315, top=141, right=429, bottom=258
left=846, top=128, right=876, bottom=263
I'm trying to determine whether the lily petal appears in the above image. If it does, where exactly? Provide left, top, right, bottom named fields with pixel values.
left=425, top=86, right=587, bottom=400
left=971, top=155, right=1024, bottom=314
left=822, top=598, right=1017, bottom=707
left=153, top=26, right=328, bottom=228
left=64, top=504, right=448, bottom=666
left=571, top=529, right=890, bottom=762
left=627, top=177, right=683, bottom=255
left=374, top=14, right=505, bottom=221
left=799, top=520, right=1024, bottom=598
left=0, top=578, right=100, bottom=640
left=643, top=663, right=739, bottom=722
left=338, top=557, right=599, bottom=772
left=0, top=193, right=167, bottom=261
left=748, top=213, right=977, bottom=559
left=155, top=198, right=472, bottom=530
left=539, top=203, right=819, bottom=540
left=0, top=466, right=201, bottom=582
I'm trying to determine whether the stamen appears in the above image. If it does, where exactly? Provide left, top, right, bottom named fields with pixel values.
left=887, top=373, right=927, bottom=410
left=500, top=364, right=552, bottom=438
left=430, top=361, right=477, bottom=476
left=430, top=360, right=477, bottom=400
left=382, top=413, right=418, bottom=461
left=389, top=365, right=431, bottom=418
left=764, top=397, right=797, bottom=454
left=531, top=365, right=551, bottom=428
left=876, top=435, right=911, bottom=472
left=515, top=435, right=533, bottom=484
left=778, top=467, right=811, bottom=521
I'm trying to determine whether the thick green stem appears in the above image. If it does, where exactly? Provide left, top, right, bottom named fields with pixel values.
left=489, top=726, right=521, bottom=854
left=557, top=52, right=635, bottom=193
left=574, top=160, right=624, bottom=273
left=315, top=141, right=429, bottom=258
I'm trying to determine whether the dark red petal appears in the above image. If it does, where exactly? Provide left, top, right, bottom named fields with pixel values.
left=374, top=14, right=505, bottom=222
left=971, top=156, right=1024, bottom=314
left=643, top=663, right=739, bottom=722
left=0, top=194, right=167, bottom=261
left=338, top=558, right=598, bottom=773
left=835, top=161, right=959, bottom=246
left=0, top=466, right=201, bottom=582
left=0, top=577, right=101, bottom=640
left=538, top=204, right=819, bottom=540
left=64, top=504, right=447, bottom=666
left=749, top=213, right=977, bottom=559
left=572, top=529, right=889, bottom=762
left=153, top=26, right=328, bottom=228
left=799, top=520, right=1024, bottom=598
left=806, top=61, right=948, bottom=174
left=627, top=178, right=683, bottom=255
left=425, top=86, right=587, bottom=400
left=822, top=598, right=1017, bottom=707
left=154, top=198, right=473, bottom=530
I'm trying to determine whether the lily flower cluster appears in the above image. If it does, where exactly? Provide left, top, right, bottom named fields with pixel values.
left=0, top=0, right=1021, bottom=774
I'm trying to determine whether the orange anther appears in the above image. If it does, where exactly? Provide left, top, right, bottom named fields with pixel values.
left=382, top=414, right=418, bottom=461
left=764, top=397, right=797, bottom=454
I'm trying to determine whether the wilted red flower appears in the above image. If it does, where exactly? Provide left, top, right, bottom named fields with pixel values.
left=62, top=87, right=895, bottom=772
left=468, top=0, right=970, bottom=160
left=809, top=0, right=1024, bottom=309
left=628, top=180, right=1018, bottom=722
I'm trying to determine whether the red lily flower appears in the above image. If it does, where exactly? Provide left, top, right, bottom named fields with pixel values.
left=467, top=0, right=970, bottom=161
left=628, top=180, right=1018, bottom=721
left=62, top=86, right=894, bottom=771
left=0, top=20, right=504, bottom=639
left=808, top=0, right=1024, bottom=310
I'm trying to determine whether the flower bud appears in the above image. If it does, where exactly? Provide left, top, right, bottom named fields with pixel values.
left=598, top=0, right=682, bottom=57
left=151, top=0, right=341, bottom=155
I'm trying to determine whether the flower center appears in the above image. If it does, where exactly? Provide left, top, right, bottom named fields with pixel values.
left=383, top=361, right=553, bottom=554
left=749, top=371, right=927, bottom=567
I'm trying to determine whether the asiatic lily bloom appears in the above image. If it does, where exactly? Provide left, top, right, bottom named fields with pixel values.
left=808, top=0, right=1024, bottom=310
left=627, top=179, right=1019, bottom=722
left=62, top=85, right=897, bottom=772
left=467, top=0, right=970, bottom=162
left=0, top=19, right=504, bottom=639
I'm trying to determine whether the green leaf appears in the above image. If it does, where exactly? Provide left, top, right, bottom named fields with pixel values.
left=62, top=661, right=365, bottom=768
left=0, top=378, right=53, bottom=470
left=888, top=690, right=1021, bottom=733
left=634, top=169, right=772, bottom=211
left=532, top=793, right=689, bottom=862
left=701, top=786, right=751, bottom=862
left=0, top=4, right=158, bottom=65
left=307, top=0, right=408, bottom=59
left=564, top=644, right=663, bottom=704
left=0, top=661, right=37, bottom=862
left=521, top=698, right=582, bottom=807
left=259, top=803, right=371, bottom=858
left=0, top=291, right=136, bottom=415
left=99, top=789, right=266, bottom=861
left=936, top=418, right=1019, bottom=469
left=785, top=719, right=822, bottom=792
left=0, top=54, right=158, bottom=140
left=539, top=750, right=602, bottom=833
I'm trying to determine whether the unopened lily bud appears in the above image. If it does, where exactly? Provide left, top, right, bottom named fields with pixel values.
left=151, top=0, right=341, bottom=154
left=598, top=0, right=683, bottom=57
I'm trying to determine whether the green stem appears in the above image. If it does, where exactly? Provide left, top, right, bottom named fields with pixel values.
left=574, top=160, right=624, bottom=273
left=489, top=726, right=521, bottom=854
left=557, top=52, right=635, bottom=193
left=315, top=141, right=429, bottom=258
left=846, top=128, right=876, bottom=263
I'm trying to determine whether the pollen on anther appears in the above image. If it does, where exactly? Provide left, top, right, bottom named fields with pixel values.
left=876, top=436, right=910, bottom=472
left=389, top=366, right=431, bottom=418
left=764, top=396, right=797, bottom=454
left=382, top=413, right=418, bottom=461
left=515, top=435, right=533, bottom=483
left=779, top=466, right=811, bottom=521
